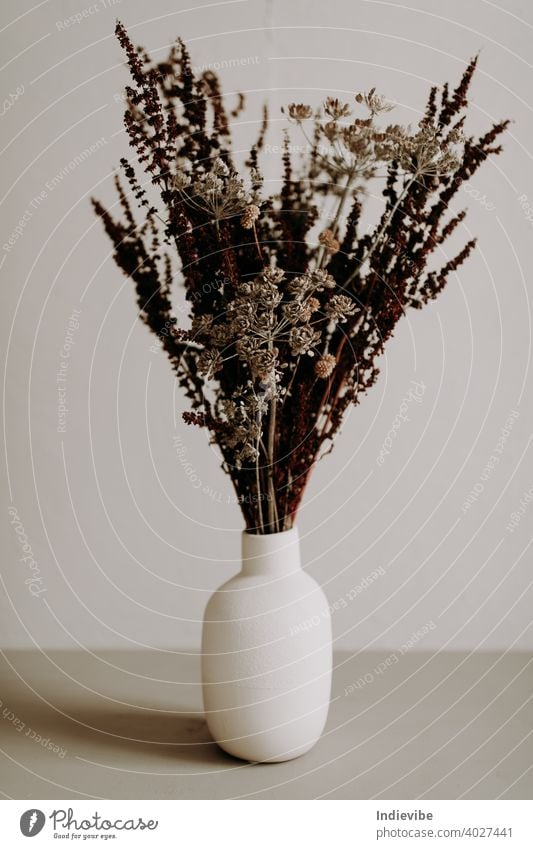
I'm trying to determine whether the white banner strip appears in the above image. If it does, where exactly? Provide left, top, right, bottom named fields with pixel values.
left=1, top=799, right=532, bottom=848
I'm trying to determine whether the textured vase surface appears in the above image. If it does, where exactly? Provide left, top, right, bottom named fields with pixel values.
left=201, top=527, right=332, bottom=763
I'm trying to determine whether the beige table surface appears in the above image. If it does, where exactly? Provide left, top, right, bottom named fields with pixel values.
left=0, top=650, right=531, bottom=800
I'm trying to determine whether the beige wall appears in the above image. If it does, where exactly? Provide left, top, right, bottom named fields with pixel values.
left=1, top=0, right=532, bottom=651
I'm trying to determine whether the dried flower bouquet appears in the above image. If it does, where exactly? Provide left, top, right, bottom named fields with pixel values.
left=94, top=23, right=508, bottom=534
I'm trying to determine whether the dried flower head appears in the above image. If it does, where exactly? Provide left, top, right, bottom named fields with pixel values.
left=299, top=296, right=320, bottom=322
left=248, top=347, right=278, bottom=380
left=319, top=228, right=340, bottom=254
left=314, top=353, right=337, bottom=378
left=395, top=121, right=463, bottom=177
left=289, top=325, right=321, bottom=356
left=355, top=88, right=394, bottom=116
left=282, top=301, right=309, bottom=324
left=212, top=156, right=229, bottom=176
left=179, top=162, right=256, bottom=223
left=324, top=294, right=358, bottom=322
left=324, top=97, right=351, bottom=120
left=235, top=336, right=260, bottom=359
left=172, top=170, right=191, bottom=190
left=287, top=103, right=313, bottom=121
left=262, top=267, right=285, bottom=285
left=288, top=269, right=336, bottom=298
left=241, top=204, right=260, bottom=229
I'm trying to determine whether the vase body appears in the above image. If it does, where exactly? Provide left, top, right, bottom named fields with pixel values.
left=201, top=527, right=332, bottom=763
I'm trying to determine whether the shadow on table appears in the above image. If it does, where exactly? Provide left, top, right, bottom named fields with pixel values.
left=1, top=700, right=236, bottom=767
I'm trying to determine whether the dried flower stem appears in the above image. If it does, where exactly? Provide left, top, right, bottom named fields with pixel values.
left=345, top=172, right=418, bottom=288
left=255, top=435, right=265, bottom=533
left=267, top=397, right=277, bottom=531
left=317, top=170, right=355, bottom=269
left=252, top=220, right=263, bottom=261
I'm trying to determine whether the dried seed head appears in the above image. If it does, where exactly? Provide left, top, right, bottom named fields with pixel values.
left=300, top=296, right=321, bottom=322
left=248, top=347, right=278, bottom=380
left=241, top=204, right=260, bottom=229
left=289, top=325, right=321, bottom=356
left=319, top=228, right=340, bottom=254
left=324, top=97, right=351, bottom=120
left=287, top=103, right=313, bottom=121
left=172, top=170, right=191, bottom=190
left=324, top=294, right=358, bottom=322
left=355, top=88, right=394, bottom=115
left=314, top=353, right=337, bottom=378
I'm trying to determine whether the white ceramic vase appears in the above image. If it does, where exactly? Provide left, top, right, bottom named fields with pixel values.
left=201, top=527, right=332, bottom=762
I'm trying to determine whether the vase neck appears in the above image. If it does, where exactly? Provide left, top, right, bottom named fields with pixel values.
left=241, top=527, right=301, bottom=576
